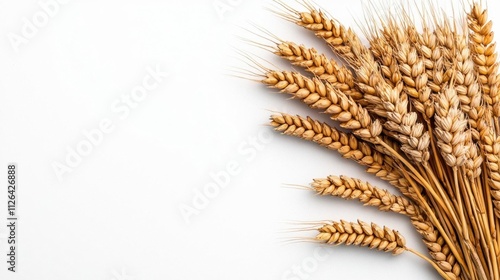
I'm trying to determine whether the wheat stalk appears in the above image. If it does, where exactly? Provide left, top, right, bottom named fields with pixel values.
left=248, top=1, right=500, bottom=279
left=315, top=220, right=453, bottom=279
left=310, top=174, right=461, bottom=279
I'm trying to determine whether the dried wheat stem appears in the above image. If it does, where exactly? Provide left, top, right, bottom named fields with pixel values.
left=323, top=139, right=465, bottom=279
left=458, top=168, right=498, bottom=280
left=376, top=140, right=468, bottom=272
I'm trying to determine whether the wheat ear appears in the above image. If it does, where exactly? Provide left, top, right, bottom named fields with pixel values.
left=315, top=219, right=454, bottom=279
left=481, top=129, right=500, bottom=217
left=262, top=71, right=382, bottom=141
left=312, top=175, right=419, bottom=216
left=315, top=220, right=406, bottom=255
left=310, top=175, right=461, bottom=279
left=273, top=41, right=362, bottom=100
left=353, top=45, right=431, bottom=163
left=454, top=35, right=486, bottom=142
left=468, top=3, right=500, bottom=116
left=411, top=216, right=461, bottom=280
left=370, top=37, right=403, bottom=87
left=269, top=113, right=409, bottom=190
left=281, top=2, right=372, bottom=67
left=434, top=85, right=470, bottom=168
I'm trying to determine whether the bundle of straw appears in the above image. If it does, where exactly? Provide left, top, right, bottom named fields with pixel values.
left=250, top=1, right=500, bottom=279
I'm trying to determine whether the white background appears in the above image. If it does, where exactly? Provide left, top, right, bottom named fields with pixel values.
left=0, top=0, right=498, bottom=279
